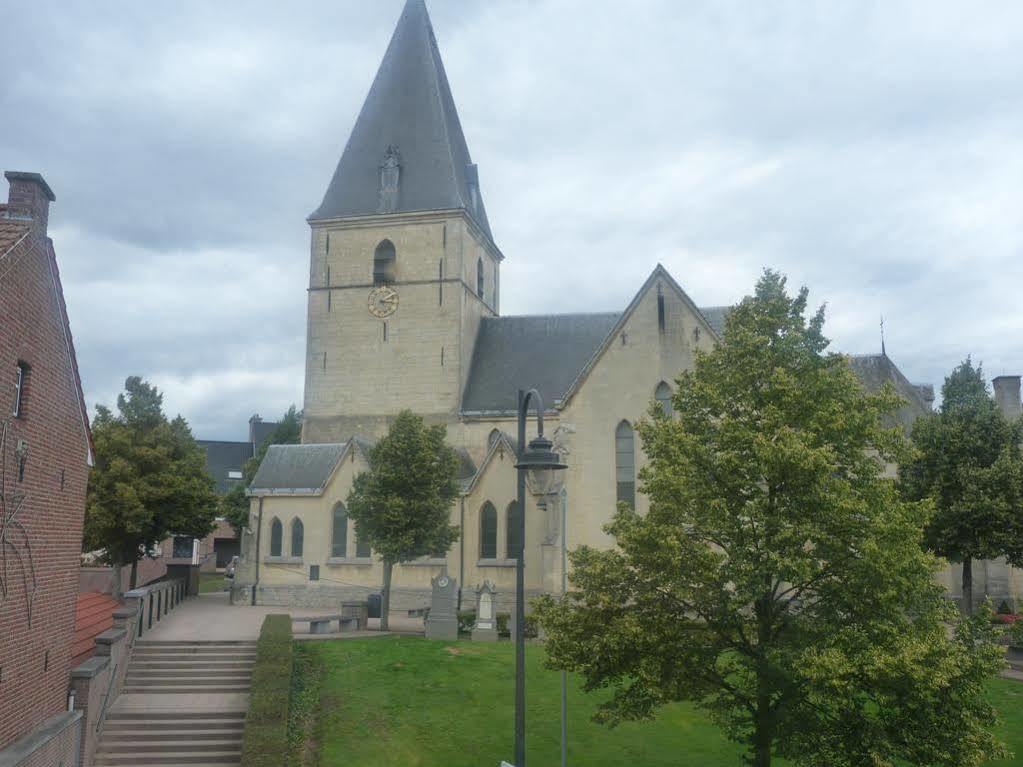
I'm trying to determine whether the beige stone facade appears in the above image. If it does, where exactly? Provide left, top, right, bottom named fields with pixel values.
left=233, top=0, right=1022, bottom=618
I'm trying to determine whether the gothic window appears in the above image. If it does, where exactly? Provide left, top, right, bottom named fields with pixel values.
left=373, top=239, right=396, bottom=285
left=356, top=531, right=371, bottom=558
left=657, top=283, right=666, bottom=332
left=615, top=420, right=636, bottom=508
left=655, top=382, right=673, bottom=417
left=291, top=518, right=304, bottom=557
left=506, top=501, right=522, bottom=560
left=477, top=257, right=484, bottom=299
left=332, top=503, right=348, bottom=558
left=269, top=518, right=283, bottom=557
left=480, top=502, right=497, bottom=559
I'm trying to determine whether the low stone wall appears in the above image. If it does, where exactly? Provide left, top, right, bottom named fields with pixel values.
left=0, top=711, right=81, bottom=767
left=69, top=602, right=139, bottom=767
left=239, top=582, right=538, bottom=617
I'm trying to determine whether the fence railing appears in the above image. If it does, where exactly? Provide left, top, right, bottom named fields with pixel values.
left=123, top=577, right=188, bottom=638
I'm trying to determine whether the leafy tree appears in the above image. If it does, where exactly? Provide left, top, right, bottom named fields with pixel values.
left=900, top=359, right=1023, bottom=615
left=345, top=410, right=460, bottom=631
left=221, top=405, right=302, bottom=535
left=534, top=272, right=1005, bottom=767
left=84, top=377, right=218, bottom=590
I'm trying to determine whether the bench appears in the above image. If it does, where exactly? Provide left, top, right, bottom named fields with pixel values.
left=291, top=614, right=361, bottom=634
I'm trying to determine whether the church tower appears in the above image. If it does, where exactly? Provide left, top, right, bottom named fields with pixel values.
left=302, top=0, right=502, bottom=443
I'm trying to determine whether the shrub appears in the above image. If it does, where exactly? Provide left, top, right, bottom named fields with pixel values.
left=497, top=612, right=510, bottom=638
left=1011, top=619, right=1023, bottom=649
left=241, top=614, right=293, bottom=767
left=997, top=600, right=1013, bottom=615
left=457, top=610, right=476, bottom=635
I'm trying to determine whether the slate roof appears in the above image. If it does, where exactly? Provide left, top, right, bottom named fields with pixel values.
left=698, top=306, right=731, bottom=337
left=249, top=443, right=349, bottom=495
left=249, top=419, right=279, bottom=448
left=846, top=353, right=932, bottom=430
left=461, top=313, right=622, bottom=413
left=198, top=440, right=255, bottom=494
left=310, top=0, right=493, bottom=241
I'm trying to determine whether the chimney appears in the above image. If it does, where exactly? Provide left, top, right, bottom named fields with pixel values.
left=249, top=414, right=263, bottom=446
left=4, top=171, right=55, bottom=237
left=992, top=376, right=1022, bottom=422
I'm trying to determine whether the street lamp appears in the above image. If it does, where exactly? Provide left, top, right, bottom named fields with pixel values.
left=512, top=389, right=566, bottom=767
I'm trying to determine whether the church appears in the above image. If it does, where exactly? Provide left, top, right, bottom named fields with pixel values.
left=233, top=0, right=1021, bottom=615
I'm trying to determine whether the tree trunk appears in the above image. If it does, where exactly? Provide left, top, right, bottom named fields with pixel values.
left=381, top=559, right=394, bottom=632
left=962, top=555, right=973, bottom=616
left=130, top=559, right=139, bottom=590
left=111, top=562, right=123, bottom=600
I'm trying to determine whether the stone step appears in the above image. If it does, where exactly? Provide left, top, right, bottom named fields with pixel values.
left=106, top=710, right=246, bottom=721
left=124, top=675, right=251, bottom=685
left=135, top=640, right=256, bottom=647
left=103, top=729, right=243, bottom=742
left=104, top=720, right=245, bottom=733
left=93, top=750, right=240, bottom=765
left=130, top=660, right=255, bottom=669
left=127, top=670, right=252, bottom=679
left=120, top=691, right=253, bottom=695
left=100, top=736, right=242, bottom=753
left=132, top=650, right=258, bottom=658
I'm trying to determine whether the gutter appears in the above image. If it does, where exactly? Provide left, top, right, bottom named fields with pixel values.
left=458, top=496, right=465, bottom=611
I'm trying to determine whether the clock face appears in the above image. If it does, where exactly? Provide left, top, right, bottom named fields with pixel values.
left=368, top=286, right=399, bottom=318
left=438, top=576, right=449, bottom=588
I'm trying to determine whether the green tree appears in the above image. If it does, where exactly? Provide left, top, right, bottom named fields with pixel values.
left=900, top=359, right=1023, bottom=615
left=220, top=405, right=302, bottom=535
left=84, top=376, right=218, bottom=590
left=345, top=410, right=460, bottom=631
left=534, top=272, right=1005, bottom=767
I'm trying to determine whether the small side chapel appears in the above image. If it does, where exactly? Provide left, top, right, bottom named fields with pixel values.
left=233, top=0, right=1022, bottom=615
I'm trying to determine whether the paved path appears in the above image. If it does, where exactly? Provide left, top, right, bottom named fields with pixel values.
left=143, top=591, right=425, bottom=640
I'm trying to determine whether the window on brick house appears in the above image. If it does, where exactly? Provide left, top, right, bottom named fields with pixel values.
left=12, top=362, right=27, bottom=417
left=172, top=536, right=193, bottom=559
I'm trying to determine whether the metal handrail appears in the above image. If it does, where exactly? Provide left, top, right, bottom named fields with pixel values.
left=94, top=662, right=118, bottom=734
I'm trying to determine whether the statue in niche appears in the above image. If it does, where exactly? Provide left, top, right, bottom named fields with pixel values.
left=378, top=145, right=401, bottom=213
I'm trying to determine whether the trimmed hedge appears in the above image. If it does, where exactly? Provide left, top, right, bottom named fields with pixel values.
left=240, top=614, right=293, bottom=767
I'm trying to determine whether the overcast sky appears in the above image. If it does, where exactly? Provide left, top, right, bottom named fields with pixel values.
left=3, top=0, right=1021, bottom=440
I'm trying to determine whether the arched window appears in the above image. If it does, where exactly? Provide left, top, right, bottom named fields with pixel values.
left=480, top=502, right=497, bottom=559
left=615, top=420, right=636, bottom=508
left=373, top=239, right=396, bottom=285
left=655, top=382, right=673, bottom=417
left=291, top=518, right=304, bottom=557
left=332, top=503, right=348, bottom=558
left=355, top=531, right=371, bottom=558
left=269, top=518, right=283, bottom=557
left=476, top=257, right=485, bottom=299
left=506, top=501, right=522, bottom=560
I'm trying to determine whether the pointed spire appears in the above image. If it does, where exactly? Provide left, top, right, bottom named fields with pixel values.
left=310, top=0, right=493, bottom=241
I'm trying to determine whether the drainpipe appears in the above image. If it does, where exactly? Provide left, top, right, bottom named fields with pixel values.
left=251, top=496, right=263, bottom=606
left=458, top=496, right=465, bottom=611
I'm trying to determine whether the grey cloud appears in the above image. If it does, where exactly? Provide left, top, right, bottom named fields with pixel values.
left=3, top=0, right=1021, bottom=438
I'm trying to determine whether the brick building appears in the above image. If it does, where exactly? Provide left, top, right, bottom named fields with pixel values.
left=0, top=171, right=94, bottom=766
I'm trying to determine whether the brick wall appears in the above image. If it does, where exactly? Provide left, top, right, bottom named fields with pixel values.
left=0, top=172, right=92, bottom=755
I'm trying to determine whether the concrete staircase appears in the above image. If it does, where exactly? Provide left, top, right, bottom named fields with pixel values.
left=93, top=640, right=256, bottom=766
left=94, top=710, right=246, bottom=766
left=122, top=640, right=256, bottom=694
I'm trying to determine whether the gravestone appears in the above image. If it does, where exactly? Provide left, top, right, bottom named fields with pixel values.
left=425, top=574, right=458, bottom=640
left=472, top=581, right=499, bottom=642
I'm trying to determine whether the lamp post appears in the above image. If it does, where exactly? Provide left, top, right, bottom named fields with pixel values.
left=513, top=389, right=566, bottom=767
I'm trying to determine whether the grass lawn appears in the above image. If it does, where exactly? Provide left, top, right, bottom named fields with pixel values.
left=198, top=572, right=226, bottom=593
left=297, top=636, right=1023, bottom=766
